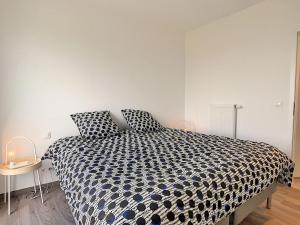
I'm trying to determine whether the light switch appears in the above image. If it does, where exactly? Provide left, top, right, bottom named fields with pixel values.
left=274, top=102, right=283, bottom=107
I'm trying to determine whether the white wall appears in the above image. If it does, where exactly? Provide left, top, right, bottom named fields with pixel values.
left=186, top=0, right=300, bottom=157
left=2, top=0, right=300, bottom=193
left=0, top=0, right=185, bottom=192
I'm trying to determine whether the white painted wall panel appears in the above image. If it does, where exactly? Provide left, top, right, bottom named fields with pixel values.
left=0, top=0, right=185, bottom=193
left=186, top=0, right=300, bottom=157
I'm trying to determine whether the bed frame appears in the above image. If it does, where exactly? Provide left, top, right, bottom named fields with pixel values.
left=216, top=182, right=277, bottom=225
left=0, top=181, right=277, bottom=225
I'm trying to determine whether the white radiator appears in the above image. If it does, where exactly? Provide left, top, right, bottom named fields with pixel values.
left=209, top=104, right=242, bottom=138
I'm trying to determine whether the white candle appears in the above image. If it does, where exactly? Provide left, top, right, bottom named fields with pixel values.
left=8, top=151, right=15, bottom=163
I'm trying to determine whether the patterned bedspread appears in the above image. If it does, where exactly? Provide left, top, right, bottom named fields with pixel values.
left=43, top=128, right=294, bottom=225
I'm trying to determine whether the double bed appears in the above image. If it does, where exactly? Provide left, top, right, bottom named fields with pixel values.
left=43, top=128, right=294, bottom=225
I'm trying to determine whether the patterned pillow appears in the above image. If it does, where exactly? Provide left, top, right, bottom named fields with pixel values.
left=71, top=111, right=120, bottom=140
left=121, top=109, right=163, bottom=132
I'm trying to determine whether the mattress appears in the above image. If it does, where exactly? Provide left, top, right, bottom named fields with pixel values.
left=43, top=128, right=294, bottom=225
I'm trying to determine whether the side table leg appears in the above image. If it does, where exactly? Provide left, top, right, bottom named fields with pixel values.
left=8, top=175, right=10, bottom=215
left=267, top=196, right=272, bottom=209
left=32, top=171, right=37, bottom=194
left=36, top=170, right=44, bottom=204
left=4, top=176, right=7, bottom=203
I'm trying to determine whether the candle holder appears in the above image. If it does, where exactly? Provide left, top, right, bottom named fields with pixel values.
left=7, top=151, right=16, bottom=164
left=5, top=136, right=37, bottom=165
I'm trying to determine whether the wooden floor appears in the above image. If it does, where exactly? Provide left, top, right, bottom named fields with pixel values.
left=0, top=183, right=74, bottom=225
left=292, top=177, right=300, bottom=190
left=240, top=178, right=300, bottom=225
left=0, top=179, right=299, bottom=225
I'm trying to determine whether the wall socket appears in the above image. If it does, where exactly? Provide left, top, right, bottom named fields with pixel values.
left=45, top=131, right=52, bottom=139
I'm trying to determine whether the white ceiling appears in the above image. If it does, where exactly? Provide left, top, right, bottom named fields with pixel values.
left=97, top=0, right=264, bottom=31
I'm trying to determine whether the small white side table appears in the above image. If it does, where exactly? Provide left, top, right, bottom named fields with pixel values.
left=0, top=157, right=44, bottom=215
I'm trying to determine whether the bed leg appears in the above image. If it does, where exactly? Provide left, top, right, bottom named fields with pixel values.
left=266, top=196, right=272, bottom=209
left=229, top=213, right=235, bottom=225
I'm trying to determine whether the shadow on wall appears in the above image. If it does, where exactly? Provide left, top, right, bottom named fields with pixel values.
left=0, top=135, right=2, bottom=194
left=0, top=109, right=5, bottom=194
left=0, top=63, right=11, bottom=193
left=0, top=105, right=6, bottom=194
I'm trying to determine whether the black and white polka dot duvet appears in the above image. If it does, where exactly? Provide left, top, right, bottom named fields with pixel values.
left=43, top=128, right=294, bottom=225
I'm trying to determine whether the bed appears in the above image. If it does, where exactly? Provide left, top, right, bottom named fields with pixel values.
left=43, top=128, right=294, bottom=225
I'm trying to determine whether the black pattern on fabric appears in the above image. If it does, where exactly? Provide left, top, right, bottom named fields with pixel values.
left=71, top=111, right=120, bottom=140
left=43, top=128, right=294, bottom=225
left=121, top=109, right=163, bottom=132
